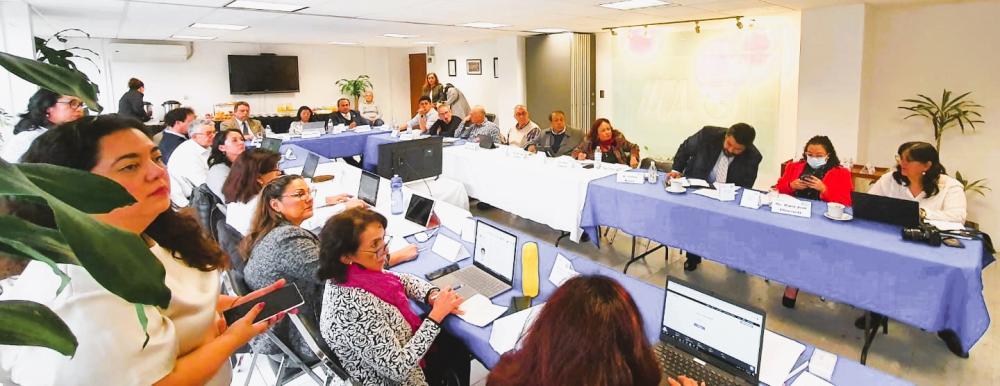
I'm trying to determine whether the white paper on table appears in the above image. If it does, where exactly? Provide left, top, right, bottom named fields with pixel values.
left=388, top=236, right=412, bottom=255
left=549, top=253, right=580, bottom=286
left=926, top=220, right=965, bottom=231
left=670, top=177, right=691, bottom=187
left=789, top=371, right=833, bottom=386
left=435, top=208, right=470, bottom=235
left=740, top=189, right=763, bottom=209
left=461, top=218, right=477, bottom=243
left=808, top=349, right=837, bottom=381
left=759, top=330, right=806, bottom=386
left=771, top=196, right=812, bottom=218
left=488, top=303, right=545, bottom=354
left=431, top=235, right=465, bottom=262
left=691, top=188, right=722, bottom=200
left=457, top=294, right=508, bottom=327
left=687, top=178, right=710, bottom=188
left=354, top=125, right=372, bottom=132
left=300, top=131, right=322, bottom=139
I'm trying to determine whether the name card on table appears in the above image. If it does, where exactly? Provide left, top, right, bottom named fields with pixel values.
left=300, top=131, right=322, bottom=139
left=354, top=125, right=372, bottom=132
left=771, top=199, right=812, bottom=218
left=616, top=171, right=647, bottom=184
left=739, top=189, right=763, bottom=209
left=713, top=182, right=737, bottom=201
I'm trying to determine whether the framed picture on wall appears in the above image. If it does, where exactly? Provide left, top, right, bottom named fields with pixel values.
left=467, top=59, right=482, bottom=75
left=447, top=59, right=457, bottom=77
left=493, top=57, right=499, bottom=78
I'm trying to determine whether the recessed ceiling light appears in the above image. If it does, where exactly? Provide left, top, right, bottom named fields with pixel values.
left=328, top=41, right=359, bottom=45
left=460, top=22, right=509, bottom=29
left=383, top=33, right=417, bottom=38
left=414, top=41, right=438, bottom=45
left=529, top=28, right=569, bottom=34
left=225, top=0, right=308, bottom=12
left=170, top=34, right=216, bottom=40
left=190, top=23, right=249, bottom=31
left=599, top=0, right=670, bottom=10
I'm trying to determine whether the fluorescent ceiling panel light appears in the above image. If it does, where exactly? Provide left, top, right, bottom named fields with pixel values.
left=383, top=33, right=417, bottom=38
left=599, top=0, right=669, bottom=10
left=329, top=41, right=359, bottom=45
left=171, top=34, right=216, bottom=40
left=460, top=22, right=509, bottom=29
left=225, top=0, right=308, bottom=12
left=190, top=23, right=249, bottom=31
left=529, top=28, right=569, bottom=33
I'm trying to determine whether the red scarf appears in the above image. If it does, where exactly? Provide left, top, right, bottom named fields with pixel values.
left=598, top=136, right=614, bottom=152
left=340, top=265, right=422, bottom=333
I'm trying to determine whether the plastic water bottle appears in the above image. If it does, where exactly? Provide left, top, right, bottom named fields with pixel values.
left=390, top=175, right=404, bottom=215
left=327, top=118, right=334, bottom=133
left=264, top=124, right=273, bottom=138
left=594, top=148, right=603, bottom=169
left=647, top=162, right=658, bottom=183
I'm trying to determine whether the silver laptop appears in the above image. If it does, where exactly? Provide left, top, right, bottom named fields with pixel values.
left=303, top=121, right=326, bottom=131
left=431, top=220, right=516, bottom=299
left=657, top=277, right=766, bottom=386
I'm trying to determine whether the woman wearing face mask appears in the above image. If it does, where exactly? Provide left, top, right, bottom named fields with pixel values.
left=774, top=135, right=853, bottom=308
left=572, top=118, right=640, bottom=169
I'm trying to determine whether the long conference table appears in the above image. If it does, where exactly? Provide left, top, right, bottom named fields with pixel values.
left=280, top=144, right=910, bottom=385
left=578, top=173, right=993, bottom=357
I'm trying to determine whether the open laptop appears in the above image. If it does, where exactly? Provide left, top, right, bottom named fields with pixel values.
left=260, top=137, right=283, bottom=153
left=657, top=277, right=766, bottom=386
left=851, top=192, right=920, bottom=228
left=431, top=220, right=516, bottom=299
left=478, top=134, right=496, bottom=149
left=357, top=170, right=380, bottom=206
left=388, top=193, right=440, bottom=237
left=300, top=152, right=333, bottom=182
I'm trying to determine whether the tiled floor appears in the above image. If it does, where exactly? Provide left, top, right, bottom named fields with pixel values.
left=470, top=206, right=999, bottom=386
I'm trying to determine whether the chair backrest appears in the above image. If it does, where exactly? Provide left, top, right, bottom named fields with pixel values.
left=289, top=314, right=359, bottom=385
left=485, top=113, right=496, bottom=123
left=216, top=218, right=247, bottom=287
left=190, top=183, right=224, bottom=240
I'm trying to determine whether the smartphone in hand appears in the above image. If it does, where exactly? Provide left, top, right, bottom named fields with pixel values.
left=223, top=283, right=305, bottom=325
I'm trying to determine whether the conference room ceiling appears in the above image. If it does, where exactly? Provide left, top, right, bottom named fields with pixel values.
left=26, top=0, right=939, bottom=46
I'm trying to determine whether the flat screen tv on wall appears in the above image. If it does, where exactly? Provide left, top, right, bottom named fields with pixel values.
left=228, top=55, right=300, bottom=94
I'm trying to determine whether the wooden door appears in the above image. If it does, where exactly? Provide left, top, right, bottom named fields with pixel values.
left=408, top=53, right=427, bottom=116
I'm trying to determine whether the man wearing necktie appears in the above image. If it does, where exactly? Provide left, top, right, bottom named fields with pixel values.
left=220, top=101, right=263, bottom=140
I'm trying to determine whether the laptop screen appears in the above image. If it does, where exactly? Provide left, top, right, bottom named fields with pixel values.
left=261, top=137, right=282, bottom=153
left=404, top=194, right=434, bottom=227
left=302, top=152, right=319, bottom=178
left=473, top=221, right=517, bottom=283
left=358, top=171, right=380, bottom=206
left=661, top=279, right=764, bottom=381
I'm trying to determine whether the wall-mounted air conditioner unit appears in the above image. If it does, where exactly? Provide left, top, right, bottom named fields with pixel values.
left=109, top=41, right=192, bottom=62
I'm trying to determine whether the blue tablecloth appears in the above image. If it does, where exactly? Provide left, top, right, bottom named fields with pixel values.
left=283, top=128, right=390, bottom=159
left=390, top=218, right=910, bottom=385
left=579, top=172, right=993, bottom=353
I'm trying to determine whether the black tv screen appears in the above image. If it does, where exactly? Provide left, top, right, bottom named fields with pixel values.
left=228, top=55, right=299, bottom=94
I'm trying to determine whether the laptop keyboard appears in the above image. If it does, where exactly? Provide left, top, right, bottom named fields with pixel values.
left=453, top=267, right=507, bottom=297
left=656, top=344, right=742, bottom=386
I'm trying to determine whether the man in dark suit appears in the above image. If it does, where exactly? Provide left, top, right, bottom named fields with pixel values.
left=329, top=98, right=370, bottom=128
left=158, top=107, right=195, bottom=164
left=428, top=104, right=462, bottom=137
left=526, top=110, right=582, bottom=157
left=669, top=123, right=762, bottom=271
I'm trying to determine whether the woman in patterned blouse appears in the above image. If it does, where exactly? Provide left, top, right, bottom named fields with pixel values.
left=572, top=118, right=640, bottom=168
left=317, top=208, right=464, bottom=385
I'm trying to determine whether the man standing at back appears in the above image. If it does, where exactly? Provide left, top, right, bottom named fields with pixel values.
left=220, top=101, right=262, bottom=139
left=668, top=123, right=762, bottom=271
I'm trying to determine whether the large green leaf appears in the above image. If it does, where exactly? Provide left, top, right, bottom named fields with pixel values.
left=0, top=300, right=78, bottom=356
left=0, top=215, right=77, bottom=264
left=0, top=51, right=102, bottom=112
left=0, top=160, right=170, bottom=308
left=17, top=163, right=135, bottom=214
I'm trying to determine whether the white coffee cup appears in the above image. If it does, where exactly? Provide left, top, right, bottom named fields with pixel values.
left=827, top=202, right=845, bottom=218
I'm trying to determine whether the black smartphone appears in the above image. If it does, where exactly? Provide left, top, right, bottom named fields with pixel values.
left=223, top=283, right=304, bottom=325
left=582, top=164, right=595, bottom=169
left=425, top=263, right=460, bottom=281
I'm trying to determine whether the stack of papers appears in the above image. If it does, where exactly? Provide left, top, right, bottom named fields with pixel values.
left=691, top=188, right=722, bottom=200
left=489, top=303, right=545, bottom=354
left=548, top=254, right=580, bottom=286
left=926, top=220, right=965, bottom=231
left=457, top=294, right=508, bottom=327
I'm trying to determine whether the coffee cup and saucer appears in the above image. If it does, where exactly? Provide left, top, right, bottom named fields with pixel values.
left=823, top=202, right=852, bottom=221
left=665, top=181, right=686, bottom=194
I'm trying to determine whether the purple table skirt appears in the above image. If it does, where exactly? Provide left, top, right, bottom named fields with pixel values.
left=362, top=133, right=398, bottom=171
left=579, top=172, right=993, bottom=353
left=389, top=218, right=911, bottom=385
left=283, top=128, right=389, bottom=159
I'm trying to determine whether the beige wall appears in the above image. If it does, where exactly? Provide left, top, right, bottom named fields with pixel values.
left=861, top=0, right=1000, bottom=235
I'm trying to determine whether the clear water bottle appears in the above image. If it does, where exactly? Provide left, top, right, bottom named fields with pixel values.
left=327, top=118, right=334, bottom=133
left=390, top=174, right=404, bottom=215
left=594, top=147, right=603, bottom=169
left=264, top=124, right=273, bottom=138
left=647, top=162, right=658, bottom=183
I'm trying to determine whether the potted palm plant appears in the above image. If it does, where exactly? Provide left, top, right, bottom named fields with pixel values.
left=335, top=75, right=373, bottom=108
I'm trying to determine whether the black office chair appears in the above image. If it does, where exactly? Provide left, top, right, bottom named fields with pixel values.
left=485, top=113, right=496, bottom=123
left=191, top=183, right=225, bottom=240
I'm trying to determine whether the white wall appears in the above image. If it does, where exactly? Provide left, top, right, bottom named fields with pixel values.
left=861, top=0, right=1000, bottom=235
left=0, top=1, right=36, bottom=133
left=62, top=39, right=408, bottom=123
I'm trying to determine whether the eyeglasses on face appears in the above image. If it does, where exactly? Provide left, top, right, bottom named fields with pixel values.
left=56, top=100, right=84, bottom=109
left=280, top=187, right=316, bottom=201
left=359, top=235, right=392, bottom=256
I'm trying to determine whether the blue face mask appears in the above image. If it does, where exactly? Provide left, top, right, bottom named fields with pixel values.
left=806, top=156, right=828, bottom=169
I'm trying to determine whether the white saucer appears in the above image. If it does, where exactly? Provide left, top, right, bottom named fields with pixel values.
left=665, top=186, right=687, bottom=194
left=824, top=212, right=853, bottom=221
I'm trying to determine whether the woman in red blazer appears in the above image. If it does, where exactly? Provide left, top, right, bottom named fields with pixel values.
left=775, top=135, right=854, bottom=308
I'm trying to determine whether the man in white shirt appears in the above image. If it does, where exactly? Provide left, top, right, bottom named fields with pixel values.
left=219, top=101, right=262, bottom=139
left=167, top=119, right=216, bottom=207
left=399, top=96, right=438, bottom=132
left=158, top=107, right=194, bottom=164
left=503, top=105, right=541, bottom=148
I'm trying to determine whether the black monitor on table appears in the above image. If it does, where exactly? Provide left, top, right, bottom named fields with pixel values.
left=376, top=136, right=443, bottom=182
